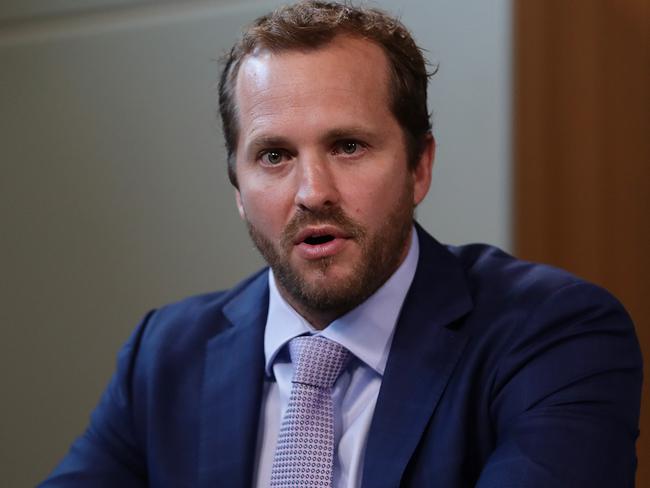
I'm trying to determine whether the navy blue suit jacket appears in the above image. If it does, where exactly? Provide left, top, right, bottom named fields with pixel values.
left=41, top=225, right=642, bottom=487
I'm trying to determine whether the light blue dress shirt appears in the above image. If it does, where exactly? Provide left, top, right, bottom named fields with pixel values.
left=253, top=229, right=419, bottom=488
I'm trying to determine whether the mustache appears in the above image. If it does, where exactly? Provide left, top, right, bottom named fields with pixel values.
left=281, top=207, right=366, bottom=248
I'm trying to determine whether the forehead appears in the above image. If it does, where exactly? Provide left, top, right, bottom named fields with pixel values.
left=233, top=36, right=394, bottom=130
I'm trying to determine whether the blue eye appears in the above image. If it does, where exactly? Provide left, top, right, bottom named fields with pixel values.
left=261, top=150, right=283, bottom=165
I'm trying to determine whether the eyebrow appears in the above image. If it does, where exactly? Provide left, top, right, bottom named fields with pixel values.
left=246, top=135, right=289, bottom=156
left=323, top=126, right=378, bottom=142
left=246, top=135, right=291, bottom=152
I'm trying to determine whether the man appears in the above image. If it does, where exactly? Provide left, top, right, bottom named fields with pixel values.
left=41, top=1, right=642, bottom=487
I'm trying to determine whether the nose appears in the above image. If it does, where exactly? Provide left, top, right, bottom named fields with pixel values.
left=294, top=154, right=341, bottom=211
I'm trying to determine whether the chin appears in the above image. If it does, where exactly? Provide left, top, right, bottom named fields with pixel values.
left=293, top=256, right=356, bottom=280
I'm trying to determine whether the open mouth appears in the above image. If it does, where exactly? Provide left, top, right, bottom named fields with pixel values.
left=293, top=227, right=349, bottom=259
left=304, top=234, right=335, bottom=245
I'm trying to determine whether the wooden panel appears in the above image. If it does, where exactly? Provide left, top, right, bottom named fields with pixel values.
left=514, top=0, right=650, bottom=484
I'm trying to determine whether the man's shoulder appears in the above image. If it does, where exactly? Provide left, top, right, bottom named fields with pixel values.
left=132, top=267, right=269, bottom=356
left=445, top=242, right=584, bottom=296
left=415, top=225, right=600, bottom=306
left=439, top=241, right=632, bottom=340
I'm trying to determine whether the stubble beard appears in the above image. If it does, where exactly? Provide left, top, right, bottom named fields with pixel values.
left=245, top=181, right=415, bottom=318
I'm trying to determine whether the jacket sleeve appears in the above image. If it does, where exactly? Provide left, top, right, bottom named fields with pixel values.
left=38, top=311, right=155, bottom=487
left=476, top=282, right=642, bottom=488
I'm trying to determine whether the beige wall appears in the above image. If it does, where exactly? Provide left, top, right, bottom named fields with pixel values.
left=0, top=1, right=511, bottom=484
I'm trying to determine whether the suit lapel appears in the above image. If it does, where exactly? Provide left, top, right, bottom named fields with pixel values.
left=362, top=226, right=473, bottom=488
left=198, top=272, right=268, bottom=487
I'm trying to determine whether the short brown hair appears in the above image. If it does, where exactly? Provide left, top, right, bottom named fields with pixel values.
left=218, top=0, right=434, bottom=187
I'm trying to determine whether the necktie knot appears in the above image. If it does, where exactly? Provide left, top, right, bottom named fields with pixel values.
left=289, top=335, right=350, bottom=389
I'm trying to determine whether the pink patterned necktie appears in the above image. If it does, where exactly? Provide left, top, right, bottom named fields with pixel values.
left=270, top=335, right=351, bottom=487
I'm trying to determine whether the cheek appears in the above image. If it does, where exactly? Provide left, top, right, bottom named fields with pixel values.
left=342, top=184, right=388, bottom=222
left=239, top=185, right=291, bottom=233
left=345, top=168, right=408, bottom=205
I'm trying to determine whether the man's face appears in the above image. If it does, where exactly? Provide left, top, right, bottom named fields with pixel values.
left=233, top=36, right=432, bottom=323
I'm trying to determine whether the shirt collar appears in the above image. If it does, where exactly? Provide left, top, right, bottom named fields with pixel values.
left=264, top=226, right=419, bottom=377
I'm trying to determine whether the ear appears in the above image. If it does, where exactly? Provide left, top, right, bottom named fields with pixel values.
left=235, top=189, right=246, bottom=220
left=412, top=133, right=435, bottom=206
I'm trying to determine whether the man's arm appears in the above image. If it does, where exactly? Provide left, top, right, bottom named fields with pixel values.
left=477, top=282, right=642, bottom=487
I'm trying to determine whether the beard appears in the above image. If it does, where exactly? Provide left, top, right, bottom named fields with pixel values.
left=245, top=181, right=415, bottom=317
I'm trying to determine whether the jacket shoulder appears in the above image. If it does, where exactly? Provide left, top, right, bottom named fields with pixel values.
left=447, top=243, right=582, bottom=296
left=131, top=268, right=268, bottom=363
left=443, top=243, right=631, bottom=316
